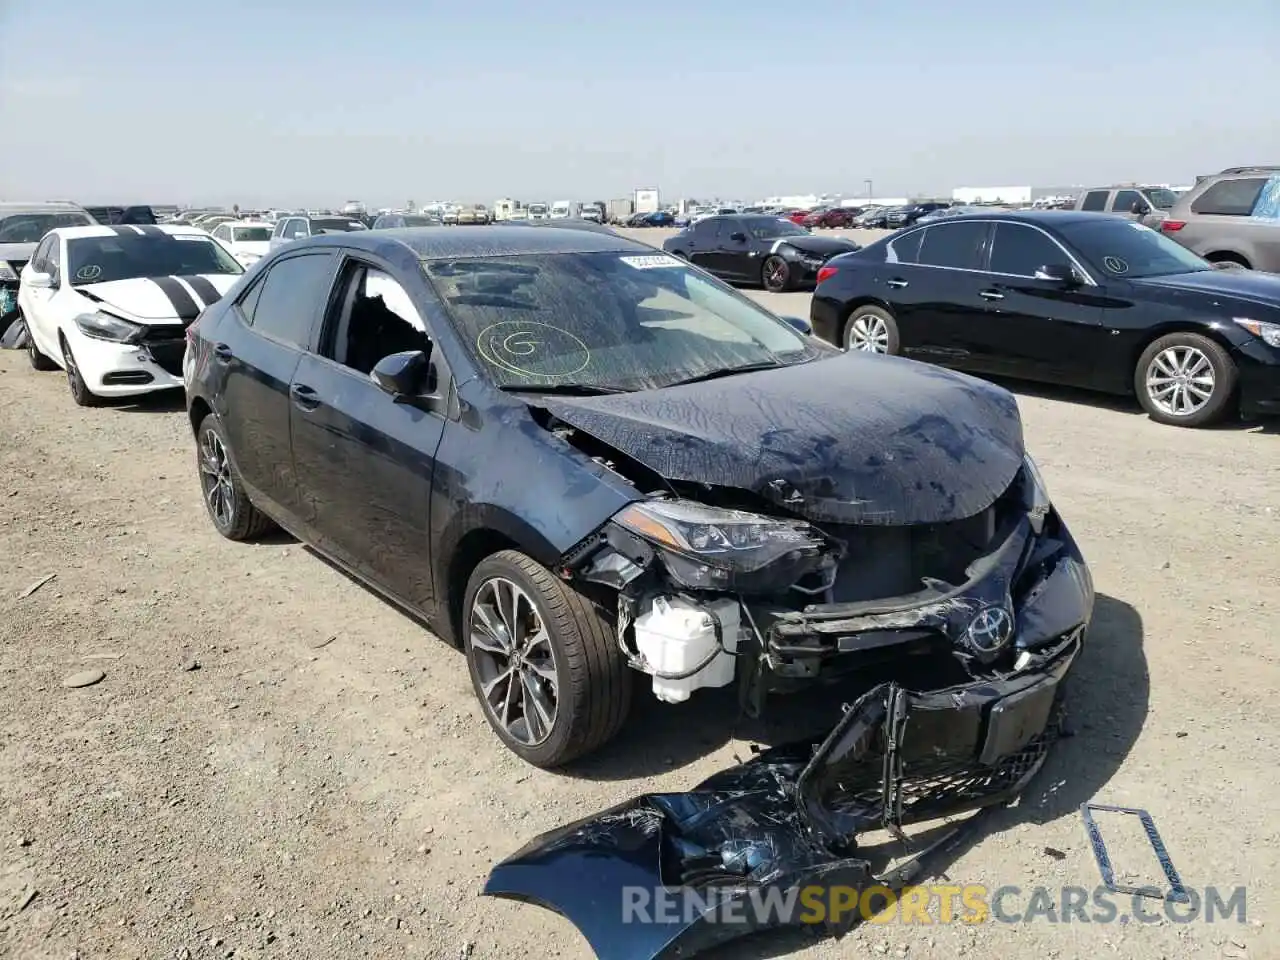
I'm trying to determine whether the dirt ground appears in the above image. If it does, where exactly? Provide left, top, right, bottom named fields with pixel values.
left=2, top=228, right=1277, bottom=960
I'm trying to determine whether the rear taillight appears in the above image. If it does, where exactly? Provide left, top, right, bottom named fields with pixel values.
left=1160, top=220, right=1186, bottom=232
left=816, top=266, right=838, bottom=284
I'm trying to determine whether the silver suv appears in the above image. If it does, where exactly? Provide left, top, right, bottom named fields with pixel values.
left=1073, top=184, right=1180, bottom=227
left=1156, top=166, right=1280, bottom=272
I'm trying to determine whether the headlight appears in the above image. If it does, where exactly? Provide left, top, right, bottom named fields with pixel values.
left=1233, top=317, right=1280, bottom=348
left=612, top=499, right=835, bottom=592
left=1022, top=453, right=1051, bottom=533
left=75, top=311, right=144, bottom=343
left=0, top=261, right=18, bottom=282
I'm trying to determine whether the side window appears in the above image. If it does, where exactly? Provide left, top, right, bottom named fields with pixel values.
left=246, top=253, right=336, bottom=349
left=886, top=228, right=923, bottom=264
left=1080, top=191, right=1109, bottom=212
left=989, top=224, right=1069, bottom=276
left=1190, top=177, right=1267, bottom=216
left=323, top=261, right=429, bottom=375
left=917, top=221, right=989, bottom=270
left=1111, top=190, right=1142, bottom=212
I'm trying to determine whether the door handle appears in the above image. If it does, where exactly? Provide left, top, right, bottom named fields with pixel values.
left=290, top=383, right=320, bottom=411
left=886, top=278, right=908, bottom=289
left=212, top=343, right=233, bottom=362
left=979, top=289, right=1005, bottom=301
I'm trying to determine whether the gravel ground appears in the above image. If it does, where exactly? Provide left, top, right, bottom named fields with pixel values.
left=1, top=228, right=1277, bottom=960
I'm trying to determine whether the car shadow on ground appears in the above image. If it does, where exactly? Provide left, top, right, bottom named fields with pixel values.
left=108, top=389, right=187, bottom=414
left=989, top=375, right=1279, bottom=433
left=678, top=593, right=1149, bottom=959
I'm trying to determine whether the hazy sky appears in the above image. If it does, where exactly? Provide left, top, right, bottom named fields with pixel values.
left=1, top=0, right=1276, bottom=206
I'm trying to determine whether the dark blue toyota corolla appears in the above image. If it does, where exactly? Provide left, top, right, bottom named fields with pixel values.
left=183, top=226, right=1092, bottom=775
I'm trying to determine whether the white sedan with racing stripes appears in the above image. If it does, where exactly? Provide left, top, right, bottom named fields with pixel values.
left=18, top=224, right=244, bottom=405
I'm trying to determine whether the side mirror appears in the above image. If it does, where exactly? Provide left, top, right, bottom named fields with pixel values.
left=1131, top=201, right=1151, bottom=215
left=1033, top=264, right=1077, bottom=285
left=780, top=315, right=812, bottom=336
left=729, top=231, right=747, bottom=242
left=371, top=347, right=434, bottom=401
left=23, top=270, right=53, bottom=288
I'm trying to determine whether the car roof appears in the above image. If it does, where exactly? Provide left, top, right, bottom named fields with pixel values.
left=913, top=209, right=1113, bottom=227
left=51, top=224, right=218, bottom=240
left=297, top=225, right=646, bottom=259
left=0, top=201, right=91, bottom=215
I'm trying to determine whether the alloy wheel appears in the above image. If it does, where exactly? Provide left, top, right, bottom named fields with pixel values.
left=468, top=577, right=559, bottom=746
left=1145, top=345, right=1216, bottom=417
left=198, top=429, right=236, bottom=529
left=847, top=313, right=890, bottom=353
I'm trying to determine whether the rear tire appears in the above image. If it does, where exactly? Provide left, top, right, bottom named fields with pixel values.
left=842, top=304, right=900, bottom=354
left=195, top=413, right=276, bottom=540
left=1135, top=332, right=1237, bottom=427
left=27, top=316, right=57, bottom=370
left=463, top=550, right=632, bottom=768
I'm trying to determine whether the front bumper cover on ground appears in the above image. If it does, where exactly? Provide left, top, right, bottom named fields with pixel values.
left=483, top=635, right=1080, bottom=960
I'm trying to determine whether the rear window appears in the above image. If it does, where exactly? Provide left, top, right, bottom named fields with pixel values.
left=310, top=218, right=367, bottom=233
left=1190, top=177, right=1267, bottom=217
left=0, top=212, right=93, bottom=243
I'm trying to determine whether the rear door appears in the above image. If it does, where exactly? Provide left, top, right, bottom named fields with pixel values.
left=289, top=255, right=448, bottom=611
left=968, top=222, right=1108, bottom=384
left=210, top=251, right=338, bottom=521
left=883, top=220, right=993, bottom=366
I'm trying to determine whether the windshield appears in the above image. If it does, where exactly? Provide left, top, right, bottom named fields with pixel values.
left=232, top=227, right=271, bottom=242
left=742, top=216, right=809, bottom=240
left=67, top=233, right=244, bottom=285
left=0, top=212, right=92, bottom=244
left=311, top=218, right=366, bottom=233
left=1058, top=220, right=1210, bottom=279
left=1143, top=188, right=1179, bottom=210
left=422, top=251, right=814, bottom=392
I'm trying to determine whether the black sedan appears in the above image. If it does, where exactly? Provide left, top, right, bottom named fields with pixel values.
left=810, top=211, right=1280, bottom=427
left=661, top=214, right=860, bottom=292
left=185, top=225, right=1091, bottom=773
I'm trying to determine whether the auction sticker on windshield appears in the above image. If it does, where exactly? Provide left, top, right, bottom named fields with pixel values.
left=619, top=255, right=684, bottom=270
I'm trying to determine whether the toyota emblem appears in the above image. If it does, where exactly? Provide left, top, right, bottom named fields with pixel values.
left=965, top=604, right=1014, bottom=654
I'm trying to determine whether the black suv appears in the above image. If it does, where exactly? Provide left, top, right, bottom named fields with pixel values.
left=184, top=226, right=1091, bottom=769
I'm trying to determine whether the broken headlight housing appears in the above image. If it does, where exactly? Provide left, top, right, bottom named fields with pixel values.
left=613, top=499, right=836, bottom=593
left=1023, top=453, right=1051, bottom=534
left=75, top=311, right=144, bottom=344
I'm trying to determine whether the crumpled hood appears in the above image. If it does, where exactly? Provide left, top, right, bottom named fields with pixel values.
left=775, top=235, right=860, bottom=257
left=538, top=352, right=1024, bottom=525
left=73, top=274, right=238, bottom=321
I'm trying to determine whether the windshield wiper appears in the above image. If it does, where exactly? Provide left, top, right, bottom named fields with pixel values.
left=662, top=360, right=784, bottom=388
left=500, top=383, right=631, bottom=396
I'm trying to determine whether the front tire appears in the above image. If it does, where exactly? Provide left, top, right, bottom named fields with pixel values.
left=60, top=336, right=104, bottom=406
left=27, top=316, right=57, bottom=370
left=1135, top=332, right=1237, bottom=427
left=463, top=550, right=632, bottom=768
left=842, top=304, right=900, bottom=354
left=195, top=414, right=276, bottom=540
left=762, top=255, right=791, bottom=293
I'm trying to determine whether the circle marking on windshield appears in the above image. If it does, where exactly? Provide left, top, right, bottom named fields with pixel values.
left=75, top=264, right=102, bottom=281
left=477, top=321, right=591, bottom=377
left=1103, top=256, right=1128, bottom=274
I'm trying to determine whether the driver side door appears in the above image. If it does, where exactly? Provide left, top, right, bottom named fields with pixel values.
left=289, top=253, right=451, bottom=613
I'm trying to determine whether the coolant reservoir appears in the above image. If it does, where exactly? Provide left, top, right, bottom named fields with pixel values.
left=633, top=596, right=741, bottom=704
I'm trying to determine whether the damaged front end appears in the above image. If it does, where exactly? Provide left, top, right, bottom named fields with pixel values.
left=483, top=635, right=1080, bottom=959
left=559, top=449, right=1093, bottom=716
